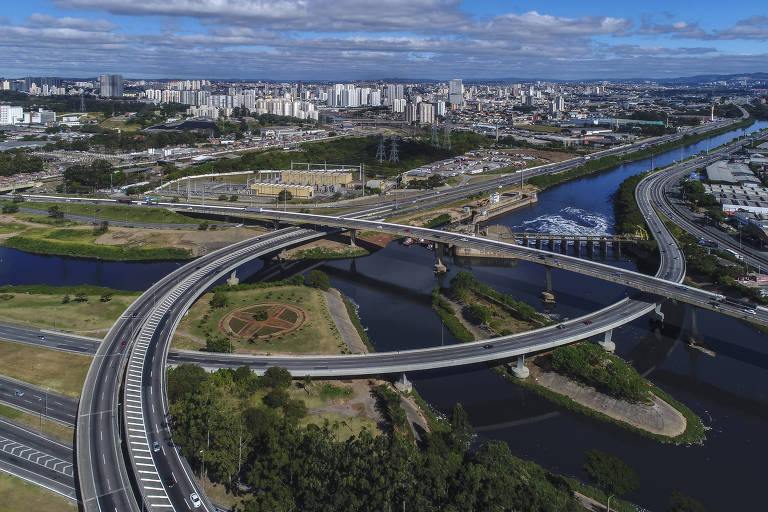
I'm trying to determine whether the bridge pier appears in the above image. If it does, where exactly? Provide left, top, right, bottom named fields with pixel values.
left=522, top=234, right=529, bottom=247
left=433, top=242, right=448, bottom=274
left=349, top=228, right=357, bottom=247
left=394, top=373, right=412, bottom=392
left=651, top=303, right=665, bottom=323
left=535, top=238, right=543, bottom=250
left=598, top=328, right=616, bottom=352
left=599, top=239, right=608, bottom=258
left=688, top=306, right=700, bottom=345
left=574, top=238, right=582, bottom=257
left=510, top=355, right=530, bottom=379
left=560, top=237, right=568, bottom=254
left=226, top=270, right=239, bottom=287
left=613, top=240, right=621, bottom=259
left=586, top=240, right=594, bottom=257
left=545, top=266, right=553, bottom=293
left=548, top=238, right=555, bottom=252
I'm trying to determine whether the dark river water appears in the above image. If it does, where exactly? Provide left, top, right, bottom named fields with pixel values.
left=1, top=121, right=766, bottom=510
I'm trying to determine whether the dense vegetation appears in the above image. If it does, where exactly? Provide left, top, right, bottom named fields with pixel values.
left=422, top=213, right=452, bottom=228
left=341, top=296, right=375, bottom=352
left=62, top=160, right=125, bottom=192
left=49, top=126, right=205, bottom=153
left=450, top=271, right=546, bottom=325
left=551, top=343, right=651, bottom=402
left=161, top=132, right=487, bottom=182
left=167, top=363, right=590, bottom=512
left=431, top=287, right=474, bottom=342
left=745, top=98, right=768, bottom=120
left=0, top=152, right=45, bottom=177
left=613, top=172, right=649, bottom=235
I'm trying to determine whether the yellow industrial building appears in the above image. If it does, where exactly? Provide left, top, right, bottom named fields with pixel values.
left=249, top=182, right=314, bottom=199
left=256, top=170, right=354, bottom=189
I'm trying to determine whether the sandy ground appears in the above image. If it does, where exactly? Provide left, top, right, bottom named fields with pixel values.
left=529, top=362, right=687, bottom=437
left=324, top=289, right=368, bottom=354
left=501, top=148, right=576, bottom=163
left=94, top=225, right=265, bottom=256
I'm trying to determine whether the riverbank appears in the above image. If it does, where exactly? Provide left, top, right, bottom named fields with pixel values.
left=529, top=118, right=755, bottom=191
left=0, top=211, right=266, bottom=261
left=496, top=349, right=705, bottom=444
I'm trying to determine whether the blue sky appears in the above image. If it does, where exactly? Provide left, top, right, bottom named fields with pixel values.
left=1, top=0, right=766, bottom=80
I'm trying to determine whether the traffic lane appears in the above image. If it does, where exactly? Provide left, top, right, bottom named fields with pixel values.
left=169, top=300, right=653, bottom=375
left=0, top=456, right=77, bottom=501
left=0, top=323, right=97, bottom=354
left=0, top=376, right=77, bottom=425
left=0, top=417, right=73, bottom=460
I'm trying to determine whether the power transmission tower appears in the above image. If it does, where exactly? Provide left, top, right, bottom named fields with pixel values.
left=375, top=135, right=386, bottom=163
left=442, top=122, right=451, bottom=151
left=431, top=123, right=439, bottom=147
left=389, top=137, right=399, bottom=163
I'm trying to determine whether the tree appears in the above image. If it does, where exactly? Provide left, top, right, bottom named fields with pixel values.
left=668, top=492, right=708, bottom=512
left=74, top=292, right=88, bottom=303
left=2, top=203, right=19, bottom=214
left=263, top=388, right=289, bottom=408
left=262, top=366, right=291, bottom=389
left=100, top=293, right=113, bottom=302
left=229, top=195, right=238, bottom=201
left=48, top=205, right=64, bottom=219
left=449, top=403, right=473, bottom=449
left=218, top=194, right=228, bottom=201
left=305, top=269, right=330, bottom=291
left=277, top=189, right=293, bottom=202
left=283, top=399, right=308, bottom=421
left=61, top=294, right=71, bottom=304
left=209, top=290, right=228, bottom=308
left=583, top=449, right=639, bottom=507
left=12, top=194, right=24, bottom=203
left=205, top=336, right=230, bottom=352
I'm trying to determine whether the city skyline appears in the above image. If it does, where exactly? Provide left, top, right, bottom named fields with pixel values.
left=0, top=1, right=767, bottom=80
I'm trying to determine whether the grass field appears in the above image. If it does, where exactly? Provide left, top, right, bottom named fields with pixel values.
left=173, top=285, right=344, bottom=354
left=0, top=286, right=138, bottom=335
left=3, top=225, right=192, bottom=261
left=0, top=472, right=77, bottom=512
left=100, top=116, right=142, bottom=132
left=0, top=403, right=74, bottom=443
left=16, top=201, right=194, bottom=224
left=0, top=221, right=26, bottom=234
left=0, top=340, right=92, bottom=397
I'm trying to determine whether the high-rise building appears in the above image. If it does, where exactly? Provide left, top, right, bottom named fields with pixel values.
left=434, top=101, right=446, bottom=117
left=0, top=105, right=24, bottom=125
left=418, top=102, right=435, bottom=125
left=448, top=79, right=464, bottom=106
left=405, top=102, right=419, bottom=124
left=99, top=74, right=124, bottom=98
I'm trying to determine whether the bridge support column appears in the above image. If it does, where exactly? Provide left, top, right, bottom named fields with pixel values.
left=434, top=243, right=447, bottom=274
left=535, top=238, right=543, bottom=250
left=599, top=239, right=608, bottom=258
left=598, top=329, right=616, bottom=352
left=587, top=240, right=594, bottom=257
left=651, top=303, right=665, bottom=323
left=574, top=238, right=582, bottom=257
left=689, top=306, right=700, bottom=345
left=394, top=373, right=412, bottom=392
left=510, top=356, right=530, bottom=379
left=560, top=237, right=568, bottom=254
left=522, top=234, right=529, bottom=247
left=548, top=238, right=555, bottom=252
left=614, top=240, right=621, bottom=259
left=349, top=229, right=357, bottom=247
left=226, top=270, right=239, bottom=287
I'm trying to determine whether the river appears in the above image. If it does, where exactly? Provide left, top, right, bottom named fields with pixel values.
left=1, top=120, right=766, bottom=510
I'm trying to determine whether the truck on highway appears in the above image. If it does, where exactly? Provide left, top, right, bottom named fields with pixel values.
left=244, top=207, right=263, bottom=213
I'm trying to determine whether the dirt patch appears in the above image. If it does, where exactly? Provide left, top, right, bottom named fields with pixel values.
left=308, top=379, right=385, bottom=424
left=94, top=225, right=265, bottom=256
left=281, top=238, right=350, bottom=257
left=500, top=148, right=575, bottom=163
left=358, top=232, right=395, bottom=248
left=528, top=361, right=686, bottom=437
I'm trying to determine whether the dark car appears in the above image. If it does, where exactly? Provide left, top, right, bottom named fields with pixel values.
left=121, top=340, right=127, bottom=349
left=583, top=320, right=593, bottom=325
left=482, top=344, right=493, bottom=349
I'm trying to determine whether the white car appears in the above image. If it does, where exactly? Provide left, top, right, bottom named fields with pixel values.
left=190, top=493, right=202, bottom=508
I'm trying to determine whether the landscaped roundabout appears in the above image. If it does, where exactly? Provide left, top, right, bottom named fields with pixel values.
left=219, top=302, right=308, bottom=340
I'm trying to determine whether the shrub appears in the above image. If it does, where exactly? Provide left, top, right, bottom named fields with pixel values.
left=263, top=388, right=289, bottom=408
left=305, top=269, right=330, bottom=291
left=209, top=290, right=228, bottom=308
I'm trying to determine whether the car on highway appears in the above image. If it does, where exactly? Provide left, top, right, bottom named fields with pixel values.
left=377, top=225, right=383, bottom=229
left=121, top=340, right=127, bottom=349
left=482, top=344, right=493, bottom=349
left=459, top=238, right=468, bottom=242
left=14, top=389, right=24, bottom=397
left=153, top=440, right=161, bottom=452
left=190, top=493, right=202, bottom=508
left=583, top=319, right=593, bottom=325
left=38, top=335, right=45, bottom=340
left=557, top=324, right=566, bottom=330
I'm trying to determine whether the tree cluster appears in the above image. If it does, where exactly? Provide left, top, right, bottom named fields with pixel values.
left=167, top=364, right=584, bottom=512
left=62, top=159, right=125, bottom=193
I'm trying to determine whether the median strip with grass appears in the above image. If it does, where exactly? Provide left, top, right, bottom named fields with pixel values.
left=0, top=403, right=74, bottom=443
left=14, top=200, right=194, bottom=224
left=0, top=285, right=139, bottom=335
left=0, top=472, right=77, bottom=511
left=0, top=339, right=91, bottom=398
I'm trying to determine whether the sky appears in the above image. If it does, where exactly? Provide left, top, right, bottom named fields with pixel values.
left=1, top=0, right=767, bottom=80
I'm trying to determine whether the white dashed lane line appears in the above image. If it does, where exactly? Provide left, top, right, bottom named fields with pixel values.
left=0, top=435, right=73, bottom=476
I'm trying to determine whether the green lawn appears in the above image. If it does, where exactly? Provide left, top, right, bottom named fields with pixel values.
left=17, top=201, right=194, bottom=224
left=173, top=285, right=344, bottom=354
left=2, top=225, right=191, bottom=261
left=0, top=339, right=91, bottom=397
left=0, top=285, right=139, bottom=335
left=0, top=472, right=77, bottom=512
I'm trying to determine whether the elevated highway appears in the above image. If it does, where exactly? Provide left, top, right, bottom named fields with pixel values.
left=73, top=116, right=755, bottom=511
